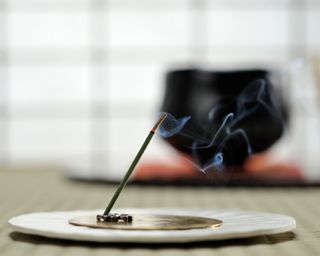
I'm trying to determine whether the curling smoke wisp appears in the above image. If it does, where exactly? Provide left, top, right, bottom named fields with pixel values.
left=157, top=79, right=284, bottom=174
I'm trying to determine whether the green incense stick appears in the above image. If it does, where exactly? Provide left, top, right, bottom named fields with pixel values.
left=103, top=113, right=167, bottom=215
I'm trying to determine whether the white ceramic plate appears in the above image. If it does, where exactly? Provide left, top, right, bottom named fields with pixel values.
left=8, top=208, right=296, bottom=243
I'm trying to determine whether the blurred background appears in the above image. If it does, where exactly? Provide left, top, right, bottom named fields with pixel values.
left=0, top=0, right=320, bottom=183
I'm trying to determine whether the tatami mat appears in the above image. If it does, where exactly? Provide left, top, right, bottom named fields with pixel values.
left=1, top=169, right=320, bottom=255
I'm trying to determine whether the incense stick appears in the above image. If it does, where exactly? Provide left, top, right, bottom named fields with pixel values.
left=102, top=113, right=167, bottom=215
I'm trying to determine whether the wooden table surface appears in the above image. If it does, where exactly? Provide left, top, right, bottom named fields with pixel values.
left=1, top=168, right=320, bottom=256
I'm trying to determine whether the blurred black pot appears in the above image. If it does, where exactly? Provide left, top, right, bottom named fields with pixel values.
left=160, top=68, right=289, bottom=167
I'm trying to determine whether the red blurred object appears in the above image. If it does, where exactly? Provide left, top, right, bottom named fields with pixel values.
left=244, top=153, right=303, bottom=180
left=133, top=153, right=303, bottom=183
left=133, top=154, right=206, bottom=181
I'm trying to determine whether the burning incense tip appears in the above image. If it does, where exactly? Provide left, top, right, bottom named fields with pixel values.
left=151, top=113, right=168, bottom=133
left=99, top=113, right=168, bottom=220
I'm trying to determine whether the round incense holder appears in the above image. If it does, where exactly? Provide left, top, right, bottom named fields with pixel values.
left=8, top=208, right=296, bottom=243
left=69, top=214, right=222, bottom=230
